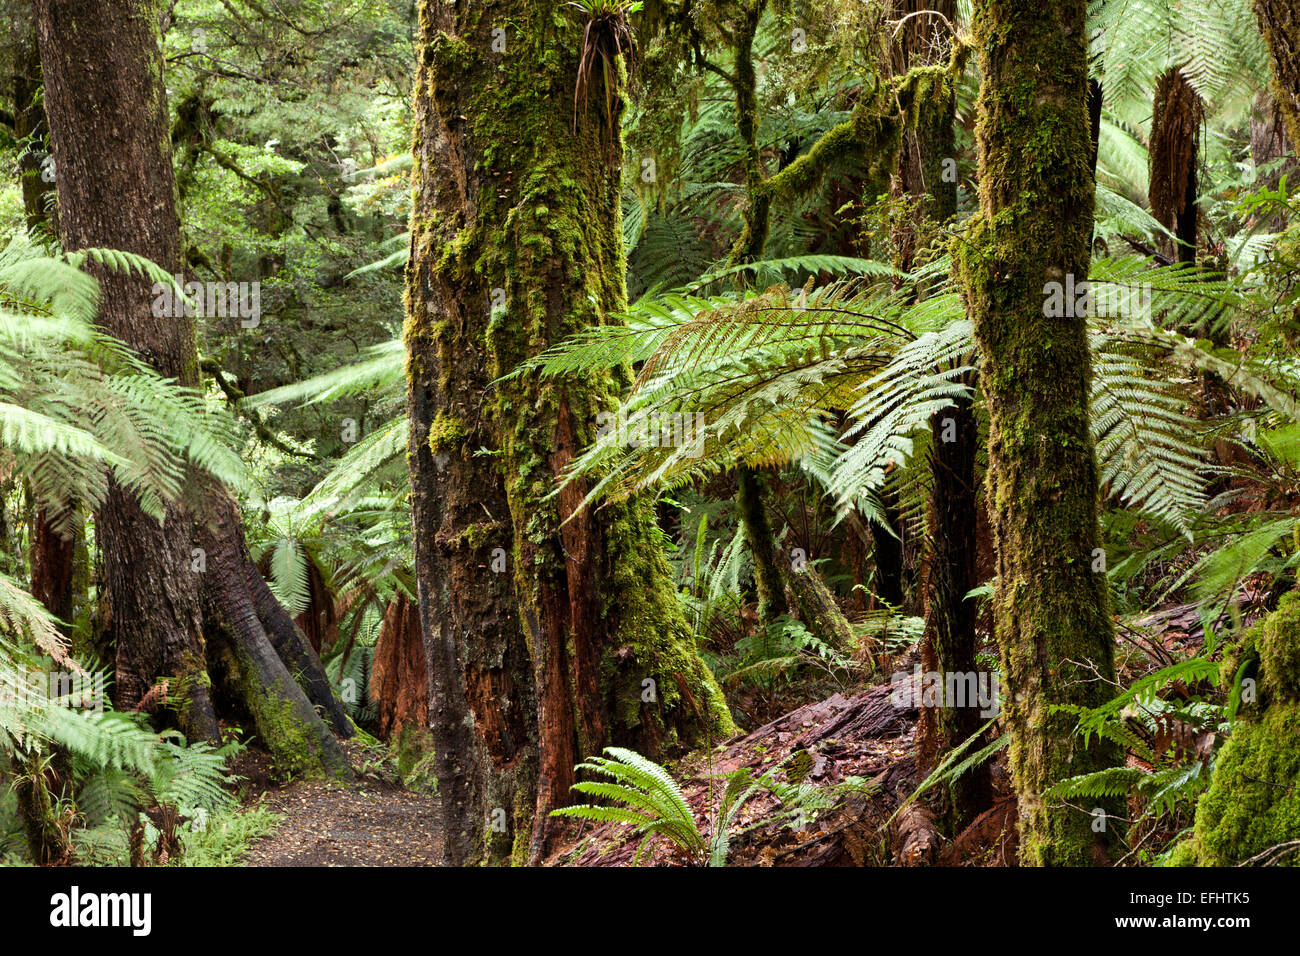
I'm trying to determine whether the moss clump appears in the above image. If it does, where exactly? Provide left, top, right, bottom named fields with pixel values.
left=1258, top=594, right=1300, bottom=702
left=1179, top=594, right=1300, bottom=865
left=1191, top=706, right=1300, bottom=865
left=1160, top=836, right=1201, bottom=867
left=427, top=411, right=467, bottom=454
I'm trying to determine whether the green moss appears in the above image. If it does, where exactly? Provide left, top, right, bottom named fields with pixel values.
left=226, top=645, right=342, bottom=781
left=1183, top=595, right=1300, bottom=865
left=427, top=411, right=468, bottom=454
left=953, top=0, right=1120, bottom=866
left=392, top=724, right=438, bottom=794
left=1258, top=593, right=1300, bottom=702
left=599, top=503, right=736, bottom=745
left=1160, top=836, right=1201, bottom=867
left=1191, top=704, right=1300, bottom=865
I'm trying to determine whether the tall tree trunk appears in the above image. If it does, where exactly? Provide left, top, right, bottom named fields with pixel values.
left=484, top=4, right=736, bottom=861
left=10, top=20, right=79, bottom=627
left=10, top=24, right=55, bottom=237
left=1255, top=0, right=1300, bottom=149
left=723, top=1, right=793, bottom=635
left=406, top=0, right=541, bottom=866
left=33, top=0, right=350, bottom=777
left=409, top=0, right=731, bottom=864
left=889, top=0, right=991, bottom=830
left=954, top=0, right=1120, bottom=866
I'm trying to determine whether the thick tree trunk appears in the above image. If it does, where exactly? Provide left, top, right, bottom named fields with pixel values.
left=954, top=0, right=1121, bottom=866
left=406, top=0, right=541, bottom=866
left=1255, top=0, right=1300, bottom=150
left=33, top=0, right=349, bottom=775
left=34, top=0, right=217, bottom=741
left=409, top=0, right=733, bottom=864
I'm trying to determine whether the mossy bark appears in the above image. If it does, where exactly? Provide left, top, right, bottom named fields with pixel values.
left=410, top=0, right=732, bottom=864
left=9, top=750, right=72, bottom=864
left=890, top=0, right=992, bottom=831
left=1255, top=0, right=1300, bottom=151
left=406, top=0, right=540, bottom=866
left=737, top=467, right=790, bottom=624
left=1171, top=594, right=1300, bottom=866
left=954, top=0, right=1121, bottom=866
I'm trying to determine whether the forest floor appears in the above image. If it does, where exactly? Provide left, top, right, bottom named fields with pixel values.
left=543, top=661, right=1020, bottom=867
left=544, top=593, right=1245, bottom=867
left=220, top=590, right=1238, bottom=867
left=235, top=740, right=443, bottom=866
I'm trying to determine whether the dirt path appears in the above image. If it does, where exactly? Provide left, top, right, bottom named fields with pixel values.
left=236, top=742, right=443, bottom=867
left=243, top=781, right=443, bottom=866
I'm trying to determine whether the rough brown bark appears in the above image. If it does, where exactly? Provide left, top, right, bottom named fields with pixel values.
left=369, top=595, right=428, bottom=739
left=33, top=0, right=217, bottom=740
left=406, top=0, right=540, bottom=865
left=410, top=0, right=732, bottom=865
left=1149, top=68, right=1203, bottom=267
left=1255, top=0, right=1300, bottom=149
left=888, top=0, right=992, bottom=830
left=12, top=17, right=78, bottom=625
left=33, top=0, right=349, bottom=773
left=30, top=507, right=74, bottom=625
left=923, top=399, right=992, bottom=826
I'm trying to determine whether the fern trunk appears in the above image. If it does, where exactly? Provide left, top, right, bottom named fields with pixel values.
left=954, top=0, right=1121, bottom=866
left=9, top=750, right=72, bottom=864
left=32, top=0, right=350, bottom=776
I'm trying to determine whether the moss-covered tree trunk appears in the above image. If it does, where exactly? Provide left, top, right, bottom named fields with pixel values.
left=954, top=0, right=1121, bottom=866
left=722, top=1, right=796, bottom=636
left=33, top=0, right=350, bottom=778
left=887, top=0, right=992, bottom=831
left=405, top=0, right=540, bottom=866
left=409, top=0, right=732, bottom=864
left=1255, top=0, right=1300, bottom=149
